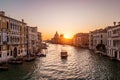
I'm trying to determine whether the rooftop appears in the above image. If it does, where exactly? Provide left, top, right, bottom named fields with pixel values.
left=0, top=11, right=26, bottom=24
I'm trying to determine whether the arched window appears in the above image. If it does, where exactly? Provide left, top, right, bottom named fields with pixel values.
left=10, top=36, right=12, bottom=42
left=10, top=23, right=12, bottom=29
left=0, top=46, right=1, bottom=51
left=21, top=50, right=22, bottom=53
left=7, top=53, right=9, bottom=56
left=7, top=22, right=9, bottom=29
left=101, top=40, right=103, bottom=44
left=13, top=24, right=15, bottom=30
left=7, top=36, right=9, bottom=42
left=10, top=51, right=12, bottom=56
left=119, top=51, right=120, bottom=58
left=7, top=45, right=9, bottom=50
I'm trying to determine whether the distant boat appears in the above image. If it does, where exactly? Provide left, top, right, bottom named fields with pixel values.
left=61, top=50, right=68, bottom=59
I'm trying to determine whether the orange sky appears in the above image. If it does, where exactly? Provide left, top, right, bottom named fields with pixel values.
left=1, top=0, right=120, bottom=40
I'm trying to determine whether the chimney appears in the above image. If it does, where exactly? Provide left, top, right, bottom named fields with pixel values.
left=0, top=11, right=5, bottom=16
left=113, top=22, right=116, bottom=26
left=118, top=22, right=120, bottom=25
left=22, top=19, right=24, bottom=23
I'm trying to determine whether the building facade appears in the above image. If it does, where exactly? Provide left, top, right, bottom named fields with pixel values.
left=0, top=11, right=27, bottom=62
left=37, top=32, right=42, bottom=45
left=0, top=11, right=42, bottom=62
left=89, top=31, right=94, bottom=49
left=107, top=24, right=120, bottom=60
left=27, top=26, right=38, bottom=54
left=73, top=33, right=89, bottom=48
left=89, top=29, right=107, bottom=51
left=37, top=32, right=42, bottom=52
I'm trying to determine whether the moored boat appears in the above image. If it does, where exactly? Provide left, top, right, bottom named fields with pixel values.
left=36, top=53, right=46, bottom=57
left=8, top=58, right=23, bottom=64
left=24, top=56, right=36, bottom=62
left=0, top=65, right=8, bottom=71
left=41, top=42, right=48, bottom=49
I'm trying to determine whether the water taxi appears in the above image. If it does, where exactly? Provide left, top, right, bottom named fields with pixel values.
left=61, top=50, right=68, bottom=59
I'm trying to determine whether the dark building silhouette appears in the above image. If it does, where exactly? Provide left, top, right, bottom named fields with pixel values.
left=51, top=31, right=59, bottom=44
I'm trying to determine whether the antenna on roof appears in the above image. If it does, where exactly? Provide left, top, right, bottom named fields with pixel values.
left=118, top=22, right=120, bottom=25
left=0, top=11, right=5, bottom=16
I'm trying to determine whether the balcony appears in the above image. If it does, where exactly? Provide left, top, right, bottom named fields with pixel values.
left=112, top=40, right=120, bottom=50
left=113, top=46, right=120, bottom=50
left=111, top=33, right=119, bottom=37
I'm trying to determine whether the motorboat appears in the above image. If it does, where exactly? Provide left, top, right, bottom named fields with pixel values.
left=61, top=50, right=68, bottom=59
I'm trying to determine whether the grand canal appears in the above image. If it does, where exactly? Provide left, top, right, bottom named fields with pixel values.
left=0, top=44, right=120, bottom=80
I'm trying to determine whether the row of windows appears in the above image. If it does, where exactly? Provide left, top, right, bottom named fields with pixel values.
left=9, top=32, right=20, bottom=35
left=0, top=36, right=20, bottom=43
left=0, top=20, right=27, bottom=32
left=0, top=21, right=21, bottom=31
left=0, top=45, right=26, bottom=52
left=7, top=22, right=21, bottom=31
left=93, top=34, right=103, bottom=38
left=0, top=50, right=22, bottom=57
left=10, top=36, right=20, bottom=42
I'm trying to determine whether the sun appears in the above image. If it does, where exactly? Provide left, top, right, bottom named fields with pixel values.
left=64, top=33, right=72, bottom=39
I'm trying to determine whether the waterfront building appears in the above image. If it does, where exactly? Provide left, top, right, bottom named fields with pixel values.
left=0, top=11, right=42, bottom=62
left=89, top=31, right=94, bottom=50
left=107, top=22, right=120, bottom=60
left=89, top=28, right=107, bottom=52
left=37, top=32, right=42, bottom=52
left=27, top=26, right=38, bottom=54
left=73, top=33, right=89, bottom=48
left=37, top=32, right=42, bottom=45
left=0, top=11, right=27, bottom=62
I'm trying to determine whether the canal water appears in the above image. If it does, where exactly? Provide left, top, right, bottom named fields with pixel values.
left=0, top=44, right=120, bottom=80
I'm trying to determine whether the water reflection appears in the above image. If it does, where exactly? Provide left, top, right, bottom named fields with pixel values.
left=0, top=44, right=120, bottom=80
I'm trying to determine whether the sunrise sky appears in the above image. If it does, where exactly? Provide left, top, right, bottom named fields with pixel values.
left=0, top=0, right=120, bottom=40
